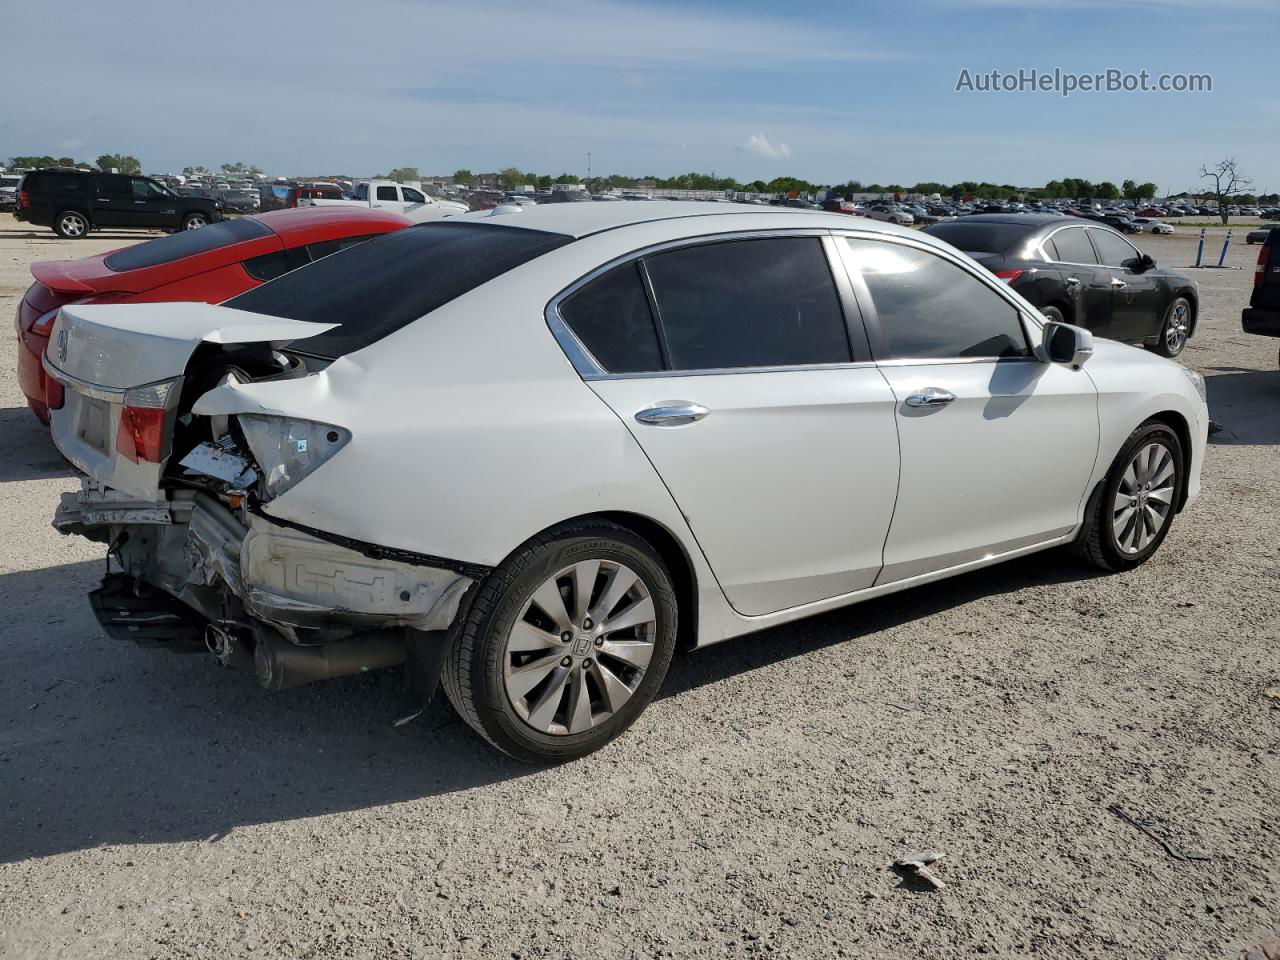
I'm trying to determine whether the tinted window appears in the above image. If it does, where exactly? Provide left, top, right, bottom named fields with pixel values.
left=103, top=217, right=273, bottom=272
left=131, top=178, right=166, bottom=199
left=402, top=186, right=425, bottom=203
left=644, top=238, right=851, bottom=370
left=1089, top=228, right=1139, bottom=268
left=376, top=186, right=398, bottom=201
left=921, top=221, right=1032, bottom=255
left=353, top=183, right=368, bottom=200
left=99, top=174, right=132, bottom=197
left=559, top=263, right=663, bottom=373
left=226, top=222, right=573, bottom=359
left=844, top=238, right=1029, bottom=360
left=243, top=250, right=294, bottom=283
left=304, top=234, right=379, bottom=262
left=1049, top=227, right=1097, bottom=264
left=26, top=172, right=90, bottom=195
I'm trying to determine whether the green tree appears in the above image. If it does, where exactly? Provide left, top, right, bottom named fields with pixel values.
left=499, top=167, right=526, bottom=189
left=535, top=174, right=553, bottom=190
left=9, top=155, right=57, bottom=168
left=1096, top=181, right=1119, bottom=200
left=553, top=172, right=580, bottom=184
left=385, top=166, right=420, bottom=183
left=452, top=169, right=474, bottom=186
left=95, top=154, right=142, bottom=175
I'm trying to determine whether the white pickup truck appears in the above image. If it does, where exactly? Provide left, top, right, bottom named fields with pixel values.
left=300, top=179, right=467, bottom=222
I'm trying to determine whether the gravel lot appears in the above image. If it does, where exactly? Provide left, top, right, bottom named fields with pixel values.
left=0, top=213, right=1276, bottom=959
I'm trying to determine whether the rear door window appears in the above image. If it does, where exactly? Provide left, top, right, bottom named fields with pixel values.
left=1049, top=227, right=1098, bottom=264
left=559, top=263, right=664, bottom=373
left=643, top=237, right=852, bottom=370
left=376, top=186, right=399, bottom=201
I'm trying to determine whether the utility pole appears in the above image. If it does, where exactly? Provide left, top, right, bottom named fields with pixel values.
left=587, top=152, right=591, bottom=180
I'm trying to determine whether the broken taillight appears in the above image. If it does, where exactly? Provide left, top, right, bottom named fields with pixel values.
left=995, top=269, right=1024, bottom=285
left=237, top=415, right=351, bottom=498
left=116, top=379, right=181, bottom=464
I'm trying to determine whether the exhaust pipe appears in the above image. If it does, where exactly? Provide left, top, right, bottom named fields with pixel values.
left=253, top=629, right=408, bottom=691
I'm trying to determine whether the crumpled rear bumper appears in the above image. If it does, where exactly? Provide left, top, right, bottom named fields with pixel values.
left=54, top=481, right=479, bottom=635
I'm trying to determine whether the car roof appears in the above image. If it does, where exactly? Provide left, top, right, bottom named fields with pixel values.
left=460, top=200, right=927, bottom=242
left=950, top=213, right=1089, bottom=227
left=249, top=206, right=410, bottom=236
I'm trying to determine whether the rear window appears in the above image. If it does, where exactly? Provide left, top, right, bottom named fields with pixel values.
left=922, top=222, right=1033, bottom=255
left=25, top=171, right=92, bottom=195
left=103, top=217, right=273, bottom=272
left=225, top=221, right=574, bottom=359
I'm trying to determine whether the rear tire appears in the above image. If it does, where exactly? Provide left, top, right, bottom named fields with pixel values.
left=1073, top=421, right=1184, bottom=572
left=53, top=210, right=90, bottom=238
left=442, top=520, right=678, bottom=763
left=1151, top=297, right=1191, bottom=357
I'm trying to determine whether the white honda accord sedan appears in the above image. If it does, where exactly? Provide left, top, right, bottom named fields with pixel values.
left=44, top=203, right=1208, bottom=762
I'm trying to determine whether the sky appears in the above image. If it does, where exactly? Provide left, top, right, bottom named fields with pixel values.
left=2, top=0, right=1277, bottom=191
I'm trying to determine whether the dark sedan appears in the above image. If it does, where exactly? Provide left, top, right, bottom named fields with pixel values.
left=923, top=214, right=1199, bottom=357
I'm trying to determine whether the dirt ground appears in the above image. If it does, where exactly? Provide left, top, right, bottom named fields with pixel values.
left=0, top=213, right=1276, bottom=960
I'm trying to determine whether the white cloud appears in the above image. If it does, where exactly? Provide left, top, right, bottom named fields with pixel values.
left=742, top=133, right=791, bottom=160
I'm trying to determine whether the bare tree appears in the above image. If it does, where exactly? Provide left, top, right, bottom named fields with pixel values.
left=1199, top=158, right=1253, bottom=224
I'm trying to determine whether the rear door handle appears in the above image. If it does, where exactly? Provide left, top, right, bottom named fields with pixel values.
left=1110, top=277, right=1127, bottom=288
left=904, top=388, right=956, bottom=408
left=635, top=402, right=710, bottom=426
left=1065, top=276, right=1081, bottom=286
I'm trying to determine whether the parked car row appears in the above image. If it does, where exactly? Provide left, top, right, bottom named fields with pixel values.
left=26, top=201, right=1208, bottom=762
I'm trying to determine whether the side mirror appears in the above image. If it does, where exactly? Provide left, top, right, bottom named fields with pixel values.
left=1041, top=321, right=1094, bottom=369
left=1125, top=253, right=1156, bottom=272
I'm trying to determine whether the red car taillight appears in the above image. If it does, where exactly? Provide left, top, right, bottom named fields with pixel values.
left=115, top=380, right=180, bottom=464
left=995, top=269, right=1024, bottom=285
left=17, top=190, right=30, bottom=209
left=1256, top=243, right=1269, bottom=289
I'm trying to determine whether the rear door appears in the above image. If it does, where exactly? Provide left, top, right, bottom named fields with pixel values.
left=1043, top=225, right=1114, bottom=336
left=560, top=234, right=901, bottom=616
left=371, top=184, right=405, bottom=213
left=1088, top=227, right=1162, bottom=342
left=94, top=175, right=134, bottom=226
left=837, top=234, right=1099, bottom=584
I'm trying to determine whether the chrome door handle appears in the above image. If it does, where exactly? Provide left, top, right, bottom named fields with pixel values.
left=1065, top=276, right=1081, bottom=286
left=635, top=402, right=710, bottom=426
left=905, top=388, right=956, bottom=408
left=1110, top=278, right=1126, bottom=288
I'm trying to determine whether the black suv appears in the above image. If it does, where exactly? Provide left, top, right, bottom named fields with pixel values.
left=1243, top=226, right=1280, bottom=364
left=14, top=169, right=223, bottom=238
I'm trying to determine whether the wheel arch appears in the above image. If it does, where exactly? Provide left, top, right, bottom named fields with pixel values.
left=1145, top=410, right=1193, bottom=511
left=548, top=510, right=701, bottom=653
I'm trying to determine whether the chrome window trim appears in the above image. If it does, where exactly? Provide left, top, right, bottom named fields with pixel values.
left=1083, top=225, right=1142, bottom=268
left=1035, top=223, right=1104, bottom=267
left=545, top=227, right=862, bottom=380
left=829, top=229, right=1042, bottom=364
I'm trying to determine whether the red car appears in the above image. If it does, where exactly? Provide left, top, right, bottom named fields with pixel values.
left=15, top=207, right=411, bottom=423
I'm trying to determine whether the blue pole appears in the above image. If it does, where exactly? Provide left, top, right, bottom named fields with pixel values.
left=1217, top=229, right=1232, bottom=267
left=1194, top=228, right=1206, bottom=267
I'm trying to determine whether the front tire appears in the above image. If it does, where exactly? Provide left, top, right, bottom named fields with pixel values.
left=1151, top=297, right=1191, bottom=358
left=181, top=212, right=209, bottom=230
left=53, top=210, right=90, bottom=238
left=1073, top=422, right=1184, bottom=572
left=442, top=520, right=678, bottom=763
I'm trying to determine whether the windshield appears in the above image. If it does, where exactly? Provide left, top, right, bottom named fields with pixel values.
left=225, top=221, right=574, bottom=360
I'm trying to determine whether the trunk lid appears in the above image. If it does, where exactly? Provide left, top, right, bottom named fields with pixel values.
left=45, top=301, right=335, bottom=498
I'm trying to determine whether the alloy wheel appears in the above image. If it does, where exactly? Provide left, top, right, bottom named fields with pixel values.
left=60, top=214, right=87, bottom=237
left=185, top=215, right=207, bottom=230
left=503, top=559, right=656, bottom=736
left=1165, top=302, right=1189, bottom=353
left=1111, top=441, right=1176, bottom=554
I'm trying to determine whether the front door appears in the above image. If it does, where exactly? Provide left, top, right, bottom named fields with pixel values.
left=837, top=235, right=1100, bottom=583
left=1044, top=224, right=1114, bottom=336
left=127, top=177, right=180, bottom=228
left=1088, top=227, right=1162, bottom=342
left=555, top=235, right=901, bottom=616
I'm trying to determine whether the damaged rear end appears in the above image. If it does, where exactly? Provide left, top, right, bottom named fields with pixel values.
left=45, top=301, right=477, bottom=692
